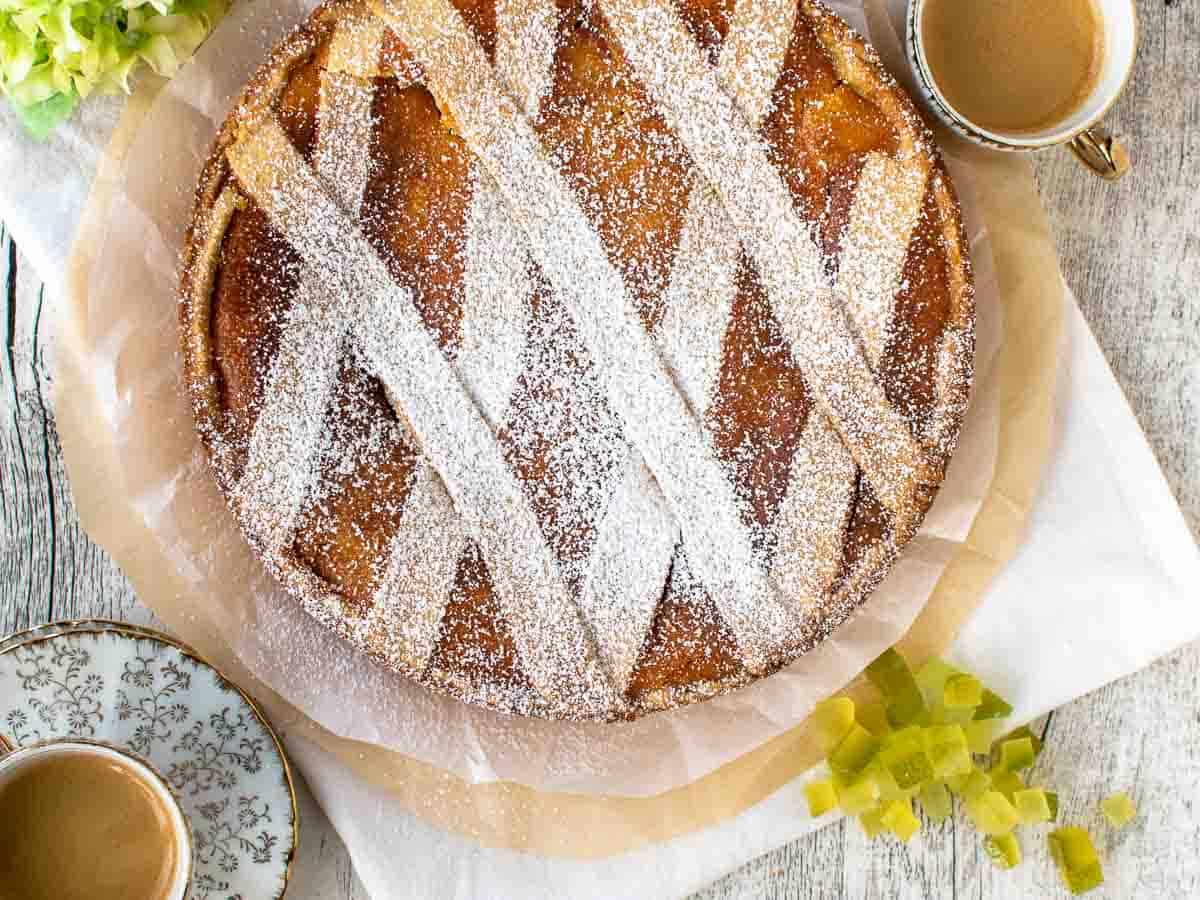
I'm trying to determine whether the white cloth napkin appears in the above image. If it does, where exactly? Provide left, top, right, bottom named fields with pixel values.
left=0, top=96, right=122, bottom=296
left=4, top=3, right=1199, bottom=898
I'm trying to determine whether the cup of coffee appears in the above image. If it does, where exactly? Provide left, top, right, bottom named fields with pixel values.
left=907, top=0, right=1137, bottom=179
left=0, top=739, right=193, bottom=900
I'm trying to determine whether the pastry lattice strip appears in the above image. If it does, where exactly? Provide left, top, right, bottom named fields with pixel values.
left=234, top=13, right=385, bottom=556
left=365, top=0, right=676, bottom=695
left=613, top=0, right=797, bottom=671
left=771, top=154, right=928, bottom=604
left=643, top=0, right=928, bottom=609
left=377, top=0, right=799, bottom=673
left=364, top=0, right=557, bottom=676
left=594, top=0, right=939, bottom=532
left=226, top=118, right=622, bottom=710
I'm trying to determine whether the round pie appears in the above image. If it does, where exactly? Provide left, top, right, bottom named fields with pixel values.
left=181, top=0, right=974, bottom=720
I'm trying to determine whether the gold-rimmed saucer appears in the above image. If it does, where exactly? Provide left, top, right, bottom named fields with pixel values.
left=0, top=619, right=298, bottom=899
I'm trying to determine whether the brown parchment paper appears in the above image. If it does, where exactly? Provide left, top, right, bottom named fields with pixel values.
left=52, top=0, right=1062, bottom=859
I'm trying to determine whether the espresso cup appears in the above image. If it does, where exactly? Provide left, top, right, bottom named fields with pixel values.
left=906, top=0, right=1138, bottom=180
left=0, top=739, right=193, bottom=900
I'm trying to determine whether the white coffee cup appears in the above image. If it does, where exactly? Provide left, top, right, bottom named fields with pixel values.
left=906, top=0, right=1138, bottom=179
left=0, top=739, right=193, bottom=900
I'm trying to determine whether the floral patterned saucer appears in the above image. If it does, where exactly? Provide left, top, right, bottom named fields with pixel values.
left=0, top=620, right=297, bottom=900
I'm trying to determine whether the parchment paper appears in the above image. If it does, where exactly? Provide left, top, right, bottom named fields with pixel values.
left=55, top=0, right=1062, bottom=856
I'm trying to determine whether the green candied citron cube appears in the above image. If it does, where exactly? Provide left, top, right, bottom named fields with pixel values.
left=988, top=768, right=1025, bottom=800
left=931, top=744, right=973, bottom=778
left=869, top=763, right=908, bottom=803
left=997, top=737, right=1037, bottom=772
left=984, top=833, right=1022, bottom=870
left=973, top=688, right=1014, bottom=720
left=915, top=657, right=960, bottom=706
left=945, top=772, right=974, bottom=792
left=926, top=724, right=973, bottom=777
left=805, top=780, right=838, bottom=817
left=949, top=767, right=991, bottom=800
left=834, top=773, right=881, bottom=814
left=880, top=799, right=922, bottom=843
left=859, top=807, right=887, bottom=839
left=1014, top=788, right=1053, bottom=824
left=926, top=744, right=974, bottom=777
left=813, top=697, right=856, bottom=752
left=999, top=725, right=1043, bottom=756
left=884, top=724, right=924, bottom=745
left=943, top=673, right=984, bottom=709
left=966, top=791, right=1021, bottom=835
left=1102, top=792, right=1137, bottom=828
left=965, top=719, right=1001, bottom=754
left=963, top=769, right=992, bottom=800
left=865, top=649, right=927, bottom=726
left=918, top=780, right=953, bottom=823
left=829, top=724, right=882, bottom=777
left=935, top=705, right=976, bottom=725
left=1045, top=791, right=1060, bottom=822
left=1048, top=827, right=1104, bottom=895
left=944, top=772, right=970, bottom=795
left=925, top=723, right=968, bottom=751
left=856, top=702, right=892, bottom=738
left=879, top=731, right=934, bottom=790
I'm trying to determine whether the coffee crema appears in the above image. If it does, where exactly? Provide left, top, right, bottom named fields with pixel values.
left=0, top=751, right=181, bottom=900
left=921, top=0, right=1105, bottom=134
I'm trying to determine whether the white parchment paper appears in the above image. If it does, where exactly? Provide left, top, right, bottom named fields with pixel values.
left=66, top=0, right=1013, bottom=796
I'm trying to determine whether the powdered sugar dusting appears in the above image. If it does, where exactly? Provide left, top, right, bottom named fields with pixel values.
left=596, top=0, right=937, bottom=522
left=770, top=153, right=927, bottom=604
left=366, top=0, right=555, bottom=675
left=326, top=10, right=386, bottom=77
left=636, top=0, right=794, bottom=668
left=234, top=280, right=346, bottom=552
left=382, top=0, right=799, bottom=674
left=364, top=464, right=467, bottom=668
left=232, top=17, right=384, bottom=552
left=184, top=0, right=976, bottom=720
left=227, top=120, right=618, bottom=710
left=839, top=154, right=927, bottom=368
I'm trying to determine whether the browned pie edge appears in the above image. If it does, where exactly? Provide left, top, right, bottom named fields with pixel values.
left=179, top=0, right=975, bottom=721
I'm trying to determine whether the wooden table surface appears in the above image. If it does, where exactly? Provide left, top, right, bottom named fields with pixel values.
left=2, top=1, right=1197, bottom=896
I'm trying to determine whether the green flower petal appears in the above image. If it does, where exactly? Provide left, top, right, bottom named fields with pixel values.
left=1, top=0, right=225, bottom=135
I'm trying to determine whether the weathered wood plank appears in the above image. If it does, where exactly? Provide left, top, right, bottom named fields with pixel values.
left=1, top=225, right=55, bottom=636
left=0, top=228, right=146, bottom=634
left=1031, top=0, right=1200, bottom=537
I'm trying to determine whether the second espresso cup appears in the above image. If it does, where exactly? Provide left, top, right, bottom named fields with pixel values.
left=906, top=0, right=1138, bottom=179
left=0, top=739, right=193, bottom=900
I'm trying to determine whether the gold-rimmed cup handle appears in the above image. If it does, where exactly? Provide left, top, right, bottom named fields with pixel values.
left=1067, top=125, right=1131, bottom=181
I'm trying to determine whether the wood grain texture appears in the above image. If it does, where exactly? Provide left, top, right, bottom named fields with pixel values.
left=0, top=223, right=370, bottom=899
left=0, top=1, right=1196, bottom=897
left=1031, top=0, right=1199, bottom=540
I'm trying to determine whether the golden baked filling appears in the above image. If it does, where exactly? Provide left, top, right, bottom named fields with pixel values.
left=181, top=0, right=974, bottom=720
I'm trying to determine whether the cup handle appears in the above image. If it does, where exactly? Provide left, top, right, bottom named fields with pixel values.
left=1067, top=125, right=1131, bottom=181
